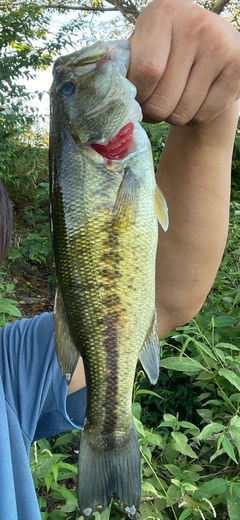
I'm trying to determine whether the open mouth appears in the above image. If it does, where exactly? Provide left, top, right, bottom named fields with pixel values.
left=91, top=122, right=134, bottom=160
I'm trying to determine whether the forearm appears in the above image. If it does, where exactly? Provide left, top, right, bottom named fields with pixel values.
left=68, top=357, right=86, bottom=394
left=156, top=102, right=239, bottom=335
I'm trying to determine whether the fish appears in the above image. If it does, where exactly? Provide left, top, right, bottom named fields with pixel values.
left=49, top=40, right=168, bottom=518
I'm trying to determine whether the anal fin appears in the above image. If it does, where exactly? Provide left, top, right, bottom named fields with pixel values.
left=139, top=310, right=160, bottom=385
left=155, top=184, right=169, bottom=231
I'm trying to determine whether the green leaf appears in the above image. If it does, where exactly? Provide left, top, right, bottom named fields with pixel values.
left=54, top=432, right=76, bottom=447
left=60, top=499, right=78, bottom=513
left=229, top=417, right=240, bottom=456
left=52, top=464, right=58, bottom=483
left=160, top=356, right=205, bottom=372
left=222, top=437, right=238, bottom=463
left=219, top=368, right=240, bottom=392
left=132, top=402, right=141, bottom=421
left=171, top=431, right=187, bottom=447
left=50, top=484, right=76, bottom=501
left=193, top=478, right=228, bottom=499
left=57, top=462, right=77, bottom=473
left=204, top=399, right=223, bottom=407
left=178, top=508, right=192, bottom=520
left=142, top=481, right=160, bottom=496
left=233, top=291, right=240, bottom=306
left=159, top=413, right=178, bottom=428
left=233, top=483, right=240, bottom=500
left=196, top=371, right=213, bottom=380
left=164, top=464, right=182, bottom=477
left=163, top=413, right=177, bottom=423
left=135, top=389, right=163, bottom=400
left=183, top=483, right=198, bottom=493
left=44, top=473, right=52, bottom=493
left=216, top=342, right=240, bottom=351
left=214, top=348, right=225, bottom=362
left=145, top=431, right=164, bottom=448
left=214, top=316, right=237, bottom=327
left=227, top=485, right=240, bottom=520
left=167, top=483, right=181, bottom=502
left=141, top=444, right=152, bottom=461
left=178, top=420, right=199, bottom=431
left=181, top=444, right=198, bottom=458
left=134, top=417, right=145, bottom=437
left=171, top=478, right=181, bottom=488
left=195, top=342, right=217, bottom=360
left=171, top=432, right=197, bottom=458
left=198, top=423, right=224, bottom=439
left=92, top=509, right=110, bottom=520
left=0, top=299, right=22, bottom=317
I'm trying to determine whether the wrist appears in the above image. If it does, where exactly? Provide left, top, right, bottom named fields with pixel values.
left=168, top=101, right=239, bottom=149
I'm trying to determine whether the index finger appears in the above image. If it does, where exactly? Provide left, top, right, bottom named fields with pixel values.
left=127, top=2, right=172, bottom=105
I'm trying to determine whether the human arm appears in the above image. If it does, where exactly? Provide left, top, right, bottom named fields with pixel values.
left=126, top=0, right=240, bottom=334
left=155, top=103, right=239, bottom=335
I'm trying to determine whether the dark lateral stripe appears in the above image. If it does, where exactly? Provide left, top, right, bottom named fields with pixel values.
left=101, top=230, right=122, bottom=442
left=102, top=312, right=119, bottom=437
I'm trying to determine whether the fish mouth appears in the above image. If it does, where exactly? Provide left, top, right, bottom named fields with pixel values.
left=91, top=122, right=135, bottom=160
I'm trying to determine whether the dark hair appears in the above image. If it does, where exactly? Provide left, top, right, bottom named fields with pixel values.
left=0, top=181, right=12, bottom=266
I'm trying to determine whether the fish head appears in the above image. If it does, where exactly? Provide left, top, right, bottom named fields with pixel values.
left=50, top=41, right=142, bottom=155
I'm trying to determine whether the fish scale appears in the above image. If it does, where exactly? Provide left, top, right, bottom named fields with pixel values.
left=49, top=40, right=168, bottom=517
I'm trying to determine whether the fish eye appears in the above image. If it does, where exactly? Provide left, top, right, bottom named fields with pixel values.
left=58, top=82, right=75, bottom=98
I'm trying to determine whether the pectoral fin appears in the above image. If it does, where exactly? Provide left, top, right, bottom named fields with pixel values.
left=155, top=184, right=169, bottom=231
left=54, top=288, right=80, bottom=384
left=112, top=167, right=141, bottom=230
left=139, top=310, right=160, bottom=385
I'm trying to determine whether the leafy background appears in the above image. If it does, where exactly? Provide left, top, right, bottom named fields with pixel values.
left=0, top=1, right=240, bottom=519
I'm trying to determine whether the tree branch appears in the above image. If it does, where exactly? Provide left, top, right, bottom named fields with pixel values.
left=211, top=0, right=231, bottom=15
left=0, top=0, right=140, bottom=23
left=0, top=2, right=118, bottom=12
left=106, top=0, right=139, bottom=23
left=36, top=4, right=118, bottom=11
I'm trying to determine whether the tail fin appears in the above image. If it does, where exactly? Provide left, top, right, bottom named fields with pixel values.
left=77, top=421, right=141, bottom=518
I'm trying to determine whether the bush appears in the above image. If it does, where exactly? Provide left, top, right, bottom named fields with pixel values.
left=0, top=121, right=239, bottom=519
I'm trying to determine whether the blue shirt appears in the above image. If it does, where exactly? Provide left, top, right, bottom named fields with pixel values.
left=0, top=312, right=86, bottom=520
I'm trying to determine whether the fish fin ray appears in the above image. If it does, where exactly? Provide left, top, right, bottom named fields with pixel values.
left=155, top=184, right=169, bottom=231
left=54, top=288, right=80, bottom=384
left=78, top=422, right=140, bottom=518
left=112, top=167, right=141, bottom=230
left=139, top=310, right=159, bottom=384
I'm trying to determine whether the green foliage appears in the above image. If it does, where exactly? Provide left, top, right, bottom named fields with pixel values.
left=0, top=133, right=54, bottom=322
left=0, top=4, right=238, bottom=516
left=26, top=186, right=240, bottom=520
left=0, top=273, right=21, bottom=326
left=142, top=122, right=169, bottom=171
left=0, top=78, right=239, bottom=520
left=0, top=0, right=86, bottom=170
left=0, top=119, right=238, bottom=519
left=26, top=123, right=239, bottom=520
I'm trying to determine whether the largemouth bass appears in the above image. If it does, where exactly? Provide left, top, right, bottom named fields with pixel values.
left=49, top=40, right=168, bottom=518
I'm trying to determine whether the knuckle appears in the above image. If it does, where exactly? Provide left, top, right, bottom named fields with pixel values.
left=228, top=55, right=240, bottom=79
left=191, top=112, right=209, bottom=125
left=168, top=104, right=194, bottom=126
left=143, top=94, right=175, bottom=122
left=134, top=58, right=165, bottom=84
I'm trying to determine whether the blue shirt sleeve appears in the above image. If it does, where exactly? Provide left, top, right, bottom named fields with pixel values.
left=0, top=312, right=86, bottom=443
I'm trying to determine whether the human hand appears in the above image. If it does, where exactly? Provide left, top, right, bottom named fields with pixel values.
left=127, top=0, right=240, bottom=125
